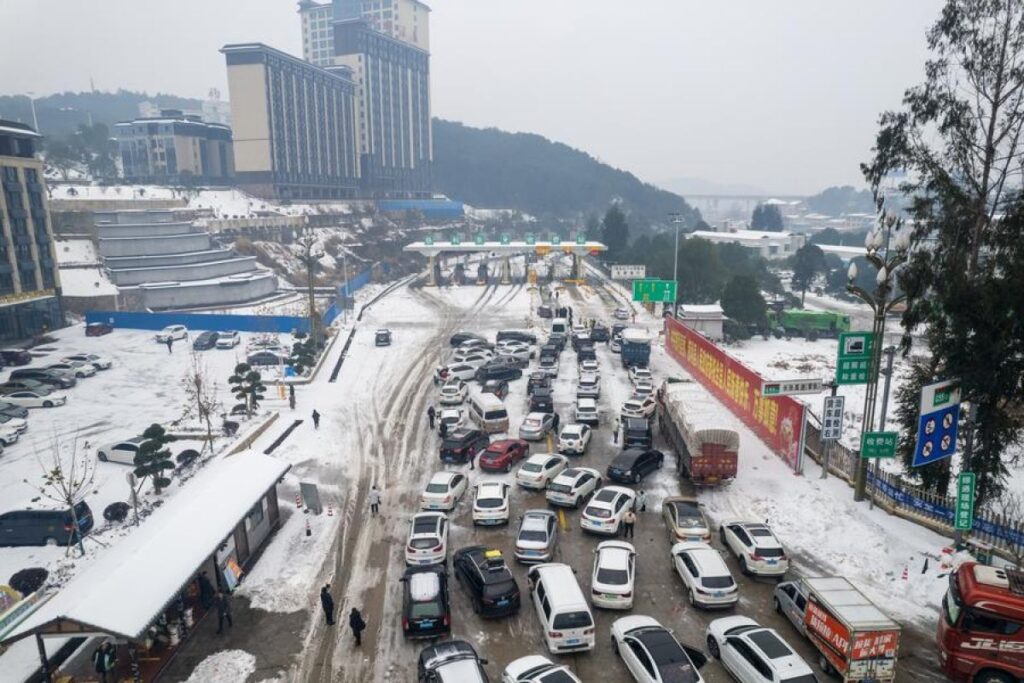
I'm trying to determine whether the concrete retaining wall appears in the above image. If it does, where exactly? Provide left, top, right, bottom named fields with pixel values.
left=99, top=233, right=212, bottom=257
left=137, top=273, right=279, bottom=309
left=109, top=256, right=259, bottom=286
left=104, top=248, right=236, bottom=269
left=97, top=222, right=196, bottom=238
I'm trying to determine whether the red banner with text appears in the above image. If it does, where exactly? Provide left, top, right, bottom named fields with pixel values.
left=664, top=316, right=805, bottom=472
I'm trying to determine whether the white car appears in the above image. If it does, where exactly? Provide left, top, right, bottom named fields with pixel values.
left=435, top=363, right=478, bottom=383
left=557, top=424, right=592, bottom=455
left=502, top=655, right=582, bottom=683
left=706, top=616, right=814, bottom=683
left=611, top=615, right=707, bottom=683
left=0, top=414, right=28, bottom=434
left=420, top=471, right=469, bottom=511
left=621, top=396, right=657, bottom=419
left=47, top=361, right=96, bottom=378
left=439, top=379, right=468, bottom=406
left=592, top=540, right=636, bottom=609
left=581, top=486, right=636, bottom=535
left=155, top=324, right=188, bottom=343
left=632, top=381, right=655, bottom=400
left=452, top=350, right=493, bottom=368
left=96, top=436, right=146, bottom=465
left=719, top=520, right=790, bottom=577
left=3, top=389, right=67, bottom=408
left=404, top=512, right=449, bottom=566
left=576, top=372, right=601, bottom=399
left=614, top=307, right=631, bottom=320
left=578, top=358, right=600, bottom=374
left=514, top=509, right=558, bottom=563
left=216, top=331, right=241, bottom=349
left=629, top=366, right=653, bottom=385
left=574, top=398, right=600, bottom=426
left=438, top=408, right=465, bottom=434
left=516, top=453, right=568, bottom=490
left=610, top=337, right=622, bottom=353
left=496, top=346, right=531, bottom=366
left=538, top=356, right=559, bottom=377
left=62, top=353, right=112, bottom=370
left=518, top=412, right=558, bottom=441
left=497, top=339, right=535, bottom=358
left=663, top=497, right=713, bottom=544
left=0, top=424, right=19, bottom=446
left=472, top=481, right=511, bottom=525
left=671, top=542, right=738, bottom=608
left=546, top=467, right=602, bottom=508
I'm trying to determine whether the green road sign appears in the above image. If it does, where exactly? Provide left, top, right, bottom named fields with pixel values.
left=525, top=233, right=536, bottom=245
left=861, top=431, right=898, bottom=458
left=424, top=235, right=434, bottom=246
left=450, top=233, right=461, bottom=245
left=552, top=234, right=562, bottom=245
left=955, top=472, right=976, bottom=531
left=500, top=233, right=511, bottom=245
left=474, top=233, right=485, bottom=245
left=837, top=331, right=875, bottom=385
left=576, top=233, right=586, bottom=245
left=632, top=279, right=677, bottom=303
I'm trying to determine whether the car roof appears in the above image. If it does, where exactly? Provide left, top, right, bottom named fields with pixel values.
left=522, top=511, right=555, bottom=531
left=612, top=451, right=642, bottom=465
left=598, top=543, right=632, bottom=569
left=738, top=522, right=783, bottom=547
left=591, top=487, right=629, bottom=506
left=525, top=452, right=557, bottom=464
left=408, top=569, right=441, bottom=601
left=681, top=545, right=730, bottom=574
left=577, top=398, right=597, bottom=408
left=525, top=412, right=548, bottom=420
left=429, top=471, right=459, bottom=485
left=667, top=498, right=702, bottom=517
left=633, top=628, right=691, bottom=667
left=477, top=481, right=506, bottom=496
left=561, top=424, right=585, bottom=434
left=743, top=628, right=796, bottom=660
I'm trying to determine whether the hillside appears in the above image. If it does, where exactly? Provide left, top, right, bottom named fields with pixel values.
left=0, top=90, right=202, bottom=136
left=432, top=119, right=700, bottom=227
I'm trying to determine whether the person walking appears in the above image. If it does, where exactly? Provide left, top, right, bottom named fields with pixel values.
left=349, top=607, right=367, bottom=646
left=320, top=584, right=335, bottom=626
left=312, top=409, right=321, bottom=429
left=622, top=509, right=636, bottom=539
left=101, top=642, right=117, bottom=681
left=289, top=384, right=296, bottom=410
left=92, top=643, right=109, bottom=683
left=439, top=420, right=448, bottom=439
left=427, top=404, right=436, bottom=430
left=213, top=590, right=233, bottom=634
left=612, top=417, right=620, bottom=445
left=166, top=337, right=174, bottom=354
left=636, top=490, right=648, bottom=513
left=197, top=570, right=215, bottom=610
left=368, top=485, right=381, bottom=516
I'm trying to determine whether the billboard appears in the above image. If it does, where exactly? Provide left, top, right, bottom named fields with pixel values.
left=610, top=264, right=646, bottom=280
left=664, top=316, right=806, bottom=471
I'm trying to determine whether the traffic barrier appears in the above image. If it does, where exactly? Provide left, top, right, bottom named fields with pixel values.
left=901, top=565, right=908, bottom=581
left=328, top=503, right=334, bottom=517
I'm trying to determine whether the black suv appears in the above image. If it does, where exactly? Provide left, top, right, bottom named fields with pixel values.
left=9, top=368, right=76, bottom=389
left=480, top=379, right=509, bottom=400
left=0, top=349, right=32, bottom=366
left=497, top=330, right=537, bottom=345
left=547, top=333, right=567, bottom=351
left=192, top=331, right=220, bottom=351
left=576, top=343, right=597, bottom=362
left=527, top=372, right=551, bottom=395
left=418, top=640, right=489, bottom=683
left=571, top=331, right=591, bottom=352
left=591, top=324, right=610, bottom=342
left=529, top=386, right=554, bottom=413
left=440, top=429, right=490, bottom=464
left=375, top=329, right=393, bottom=346
left=401, top=565, right=451, bottom=640
left=537, top=304, right=553, bottom=319
left=622, top=417, right=653, bottom=449
left=449, top=331, right=488, bottom=347
left=0, top=501, right=94, bottom=547
left=607, top=448, right=664, bottom=484
left=476, top=360, right=522, bottom=383
left=452, top=546, right=521, bottom=618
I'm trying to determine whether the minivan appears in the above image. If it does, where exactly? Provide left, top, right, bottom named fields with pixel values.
left=0, top=501, right=94, bottom=547
left=469, top=392, right=510, bottom=433
left=550, top=318, right=568, bottom=336
left=527, top=562, right=596, bottom=654
left=622, top=417, right=653, bottom=449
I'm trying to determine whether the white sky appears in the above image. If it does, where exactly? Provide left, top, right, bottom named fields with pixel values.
left=0, top=0, right=943, bottom=194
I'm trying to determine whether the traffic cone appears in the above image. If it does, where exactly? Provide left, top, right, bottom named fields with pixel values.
left=295, top=493, right=302, bottom=508
left=305, top=517, right=312, bottom=537
left=901, top=565, right=908, bottom=581
left=328, top=503, right=334, bottom=517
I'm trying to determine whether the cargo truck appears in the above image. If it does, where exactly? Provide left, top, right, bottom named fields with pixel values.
left=659, top=382, right=739, bottom=485
left=620, top=328, right=651, bottom=368
left=766, top=309, right=851, bottom=339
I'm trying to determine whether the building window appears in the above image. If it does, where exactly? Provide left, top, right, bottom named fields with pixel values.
left=247, top=501, right=265, bottom=529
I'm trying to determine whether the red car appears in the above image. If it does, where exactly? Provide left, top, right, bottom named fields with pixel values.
left=85, top=322, right=113, bottom=337
left=478, top=439, right=529, bottom=472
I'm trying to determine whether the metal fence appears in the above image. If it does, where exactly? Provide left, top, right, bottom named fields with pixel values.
left=85, top=310, right=309, bottom=334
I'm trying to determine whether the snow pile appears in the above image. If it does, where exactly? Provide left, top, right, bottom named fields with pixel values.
left=183, top=649, right=256, bottom=683
left=54, top=239, right=100, bottom=266
left=58, top=267, right=118, bottom=297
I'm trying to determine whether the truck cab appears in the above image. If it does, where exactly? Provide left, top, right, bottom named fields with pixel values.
left=938, top=562, right=1024, bottom=682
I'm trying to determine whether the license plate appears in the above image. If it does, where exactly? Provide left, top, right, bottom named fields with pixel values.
left=767, top=559, right=778, bottom=565
left=419, top=620, right=435, bottom=628
left=497, top=599, right=509, bottom=607
left=604, top=593, right=619, bottom=599
left=714, top=591, right=724, bottom=598
left=566, top=638, right=580, bottom=645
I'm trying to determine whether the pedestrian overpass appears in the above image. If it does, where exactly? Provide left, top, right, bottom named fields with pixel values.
left=403, top=238, right=607, bottom=285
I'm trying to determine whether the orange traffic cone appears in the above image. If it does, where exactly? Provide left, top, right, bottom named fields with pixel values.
left=295, top=493, right=302, bottom=507
left=305, top=517, right=312, bottom=537
left=327, top=503, right=334, bottom=517
left=901, top=565, right=908, bottom=581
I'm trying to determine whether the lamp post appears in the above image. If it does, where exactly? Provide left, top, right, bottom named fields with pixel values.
left=669, top=212, right=685, bottom=316
left=847, top=215, right=911, bottom=501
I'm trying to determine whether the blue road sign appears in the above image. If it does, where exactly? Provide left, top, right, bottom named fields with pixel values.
left=912, top=379, right=961, bottom=468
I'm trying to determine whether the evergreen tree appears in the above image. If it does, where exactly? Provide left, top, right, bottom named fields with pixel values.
left=751, top=204, right=784, bottom=231
left=228, top=363, right=267, bottom=417
left=791, top=244, right=827, bottom=305
left=289, top=339, right=318, bottom=375
left=601, top=204, right=630, bottom=259
left=721, top=275, right=767, bottom=328
left=134, top=424, right=176, bottom=495
left=863, top=0, right=1024, bottom=503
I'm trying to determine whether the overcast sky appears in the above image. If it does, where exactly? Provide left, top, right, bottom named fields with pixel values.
left=0, top=0, right=943, bottom=195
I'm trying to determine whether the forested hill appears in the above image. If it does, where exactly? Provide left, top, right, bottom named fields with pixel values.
left=0, top=90, right=202, bottom=135
left=432, top=119, right=700, bottom=226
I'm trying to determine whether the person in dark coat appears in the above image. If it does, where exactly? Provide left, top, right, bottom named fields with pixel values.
left=101, top=642, right=117, bottom=680
left=349, top=607, right=367, bottom=645
left=320, top=584, right=335, bottom=626
left=92, top=643, right=109, bottom=683
left=427, top=404, right=436, bottom=429
left=312, top=409, right=321, bottom=429
left=214, top=590, right=233, bottom=634
left=197, top=570, right=215, bottom=610
left=439, top=421, right=448, bottom=439
left=166, top=338, right=174, bottom=354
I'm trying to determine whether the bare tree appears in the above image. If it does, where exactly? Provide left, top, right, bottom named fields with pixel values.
left=296, top=232, right=324, bottom=347
left=24, top=434, right=95, bottom=557
left=181, top=351, right=222, bottom=453
left=988, top=491, right=1024, bottom=569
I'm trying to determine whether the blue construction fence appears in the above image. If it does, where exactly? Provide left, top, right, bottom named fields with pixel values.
left=85, top=310, right=310, bottom=335
left=324, top=264, right=389, bottom=325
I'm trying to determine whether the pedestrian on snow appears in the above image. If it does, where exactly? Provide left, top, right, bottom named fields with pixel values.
left=622, top=509, right=637, bottom=539
left=92, top=643, right=113, bottom=683
left=636, top=490, right=647, bottom=513
left=312, top=409, right=321, bottom=429
left=439, top=421, right=448, bottom=439
left=468, top=449, right=475, bottom=470
left=320, top=584, right=335, bottom=626
left=349, top=607, right=367, bottom=646
left=368, top=485, right=381, bottom=516
left=612, top=417, right=620, bottom=445
left=289, top=384, right=296, bottom=410
left=197, top=570, right=215, bottom=610
left=101, top=642, right=117, bottom=680
left=166, top=337, right=174, bottom=354
left=631, top=312, right=637, bottom=323
left=213, top=590, right=233, bottom=634
left=427, top=404, right=436, bottom=429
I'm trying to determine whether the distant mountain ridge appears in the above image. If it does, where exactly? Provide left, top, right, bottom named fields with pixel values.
left=0, top=90, right=202, bottom=135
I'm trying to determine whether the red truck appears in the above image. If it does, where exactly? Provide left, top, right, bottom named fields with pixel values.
left=938, top=561, right=1024, bottom=682
left=659, top=381, right=739, bottom=485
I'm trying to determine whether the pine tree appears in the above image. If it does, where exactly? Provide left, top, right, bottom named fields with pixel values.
left=134, top=424, right=176, bottom=495
left=601, top=204, right=630, bottom=259
left=751, top=204, right=783, bottom=231
left=229, top=363, right=267, bottom=417
left=289, top=339, right=317, bottom=376
left=721, top=275, right=767, bottom=328
left=791, top=244, right=826, bottom=305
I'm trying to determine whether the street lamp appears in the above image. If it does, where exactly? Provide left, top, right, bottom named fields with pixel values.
left=669, top=212, right=685, bottom=316
left=847, top=214, right=910, bottom=502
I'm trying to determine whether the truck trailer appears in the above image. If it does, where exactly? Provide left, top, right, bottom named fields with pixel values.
left=660, top=381, right=739, bottom=486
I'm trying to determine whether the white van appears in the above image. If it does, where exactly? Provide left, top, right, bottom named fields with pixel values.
left=550, top=318, right=568, bottom=335
left=468, top=392, right=509, bottom=433
left=527, top=563, right=595, bottom=654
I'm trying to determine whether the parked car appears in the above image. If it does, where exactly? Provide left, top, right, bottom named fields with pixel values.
left=452, top=546, right=521, bottom=618
left=47, top=361, right=96, bottom=379
left=705, top=616, right=815, bottom=683
left=247, top=350, right=287, bottom=367
left=478, top=439, right=529, bottom=473
left=590, top=324, right=610, bottom=342
left=9, top=368, right=76, bottom=389
left=453, top=350, right=494, bottom=368
left=514, top=509, right=558, bottom=563
left=621, top=396, right=657, bottom=419
left=405, top=512, right=449, bottom=566
left=497, top=330, right=537, bottom=345
left=606, top=448, right=664, bottom=485
left=476, top=359, right=523, bottom=382
left=546, top=467, right=602, bottom=508
left=614, top=307, right=631, bottom=320
left=439, top=429, right=490, bottom=465
left=449, top=331, right=488, bottom=347
left=576, top=372, right=601, bottom=399
left=578, top=357, right=599, bottom=373
left=720, top=520, right=790, bottom=577
left=192, top=331, right=220, bottom=350
left=96, top=436, right=146, bottom=465
left=527, top=372, right=551, bottom=395
left=473, top=481, right=512, bottom=525
left=502, top=656, right=581, bottom=683
left=155, top=325, right=188, bottom=343
left=662, top=496, right=712, bottom=543
left=610, top=337, right=622, bottom=354
left=0, top=401, right=29, bottom=419
left=2, top=388, right=66, bottom=408
left=439, top=379, right=468, bottom=406
left=0, top=413, right=28, bottom=434
left=632, top=381, right=655, bottom=400
left=611, top=615, right=707, bottom=683
left=672, top=542, right=739, bottom=608
left=557, top=424, right=592, bottom=455
left=574, top=398, right=601, bottom=427
left=216, top=331, right=241, bottom=349
left=772, top=582, right=809, bottom=637
left=0, top=349, right=31, bottom=366
left=435, top=363, right=478, bottom=384
left=420, top=471, right=470, bottom=511
left=0, top=424, right=20, bottom=446
left=528, top=386, right=555, bottom=414
left=629, top=366, right=653, bottom=385
left=401, top=565, right=451, bottom=639
left=519, top=412, right=559, bottom=441
left=0, top=501, right=94, bottom=547
left=62, top=353, right=112, bottom=371
left=537, top=305, right=554, bottom=319
left=438, top=408, right=465, bottom=434
left=580, top=486, right=636, bottom=536
left=481, top=379, right=510, bottom=400
left=515, top=453, right=568, bottom=490
left=375, top=329, right=392, bottom=346
left=538, top=356, right=559, bottom=377
left=592, top=540, right=637, bottom=609
left=418, top=640, right=489, bottom=682
left=621, top=417, right=653, bottom=449
left=84, top=322, right=113, bottom=337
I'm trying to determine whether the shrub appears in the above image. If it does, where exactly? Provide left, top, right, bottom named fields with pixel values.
left=9, top=567, right=48, bottom=597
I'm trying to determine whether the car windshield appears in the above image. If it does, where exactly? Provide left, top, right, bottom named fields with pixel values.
left=671, top=501, right=701, bottom=519
left=411, top=538, right=438, bottom=549
left=552, top=611, right=592, bottom=630
left=425, top=483, right=449, bottom=494
left=749, top=630, right=793, bottom=659
left=409, top=600, right=442, bottom=618
left=585, top=506, right=611, bottom=518
left=522, top=462, right=542, bottom=472
left=597, top=568, right=629, bottom=585
left=701, top=576, right=734, bottom=589
left=518, top=530, right=548, bottom=542
left=477, top=497, right=504, bottom=508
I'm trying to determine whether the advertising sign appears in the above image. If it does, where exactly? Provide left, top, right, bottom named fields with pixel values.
left=761, top=378, right=826, bottom=397
left=912, top=379, right=961, bottom=468
left=665, top=316, right=806, bottom=471
left=851, top=630, right=900, bottom=660
left=610, top=265, right=647, bottom=280
left=805, top=600, right=851, bottom=673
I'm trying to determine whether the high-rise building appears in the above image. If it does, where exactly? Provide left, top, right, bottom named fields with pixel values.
left=298, top=0, right=335, bottom=67
left=222, top=43, right=360, bottom=200
left=300, top=0, right=430, bottom=62
left=115, top=110, right=235, bottom=185
left=0, top=121, right=64, bottom=341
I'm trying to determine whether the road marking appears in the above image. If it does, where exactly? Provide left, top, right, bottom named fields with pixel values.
left=546, top=433, right=554, bottom=451
left=558, top=508, right=568, bottom=531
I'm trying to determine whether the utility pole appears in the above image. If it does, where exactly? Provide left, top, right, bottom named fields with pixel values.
left=669, top=212, right=684, bottom=317
left=297, top=234, right=323, bottom=347
left=870, top=346, right=897, bottom=510
left=342, top=250, right=350, bottom=324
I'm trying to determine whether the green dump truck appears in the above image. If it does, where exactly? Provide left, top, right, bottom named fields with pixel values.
left=767, top=309, right=851, bottom=339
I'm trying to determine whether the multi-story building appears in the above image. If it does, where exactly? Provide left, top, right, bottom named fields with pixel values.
left=222, top=42, right=361, bottom=200
left=115, top=110, right=235, bottom=185
left=0, top=121, right=64, bottom=341
left=298, top=0, right=335, bottom=67
left=299, top=0, right=430, bottom=64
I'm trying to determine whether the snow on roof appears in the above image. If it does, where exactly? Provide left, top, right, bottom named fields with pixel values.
left=691, top=229, right=796, bottom=242
left=58, top=267, right=119, bottom=297
left=620, top=328, right=651, bottom=343
left=54, top=239, right=100, bottom=267
left=3, top=452, right=290, bottom=645
left=679, top=304, right=724, bottom=316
